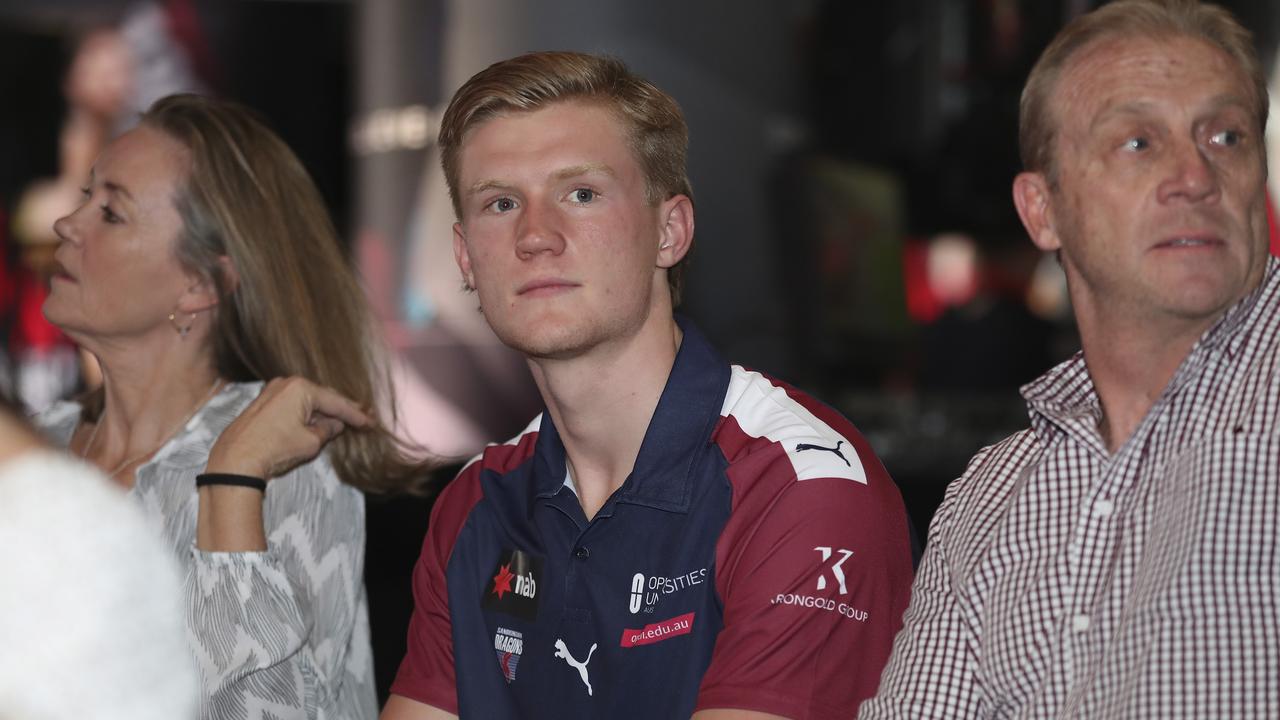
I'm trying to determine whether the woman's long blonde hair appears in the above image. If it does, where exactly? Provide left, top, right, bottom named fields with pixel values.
left=84, top=93, right=432, bottom=493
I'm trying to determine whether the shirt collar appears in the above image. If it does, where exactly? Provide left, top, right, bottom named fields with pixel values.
left=532, top=315, right=730, bottom=513
left=1198, top=255, right=1280, bottom=358
left=1022, top=256, right=1280, bottom=436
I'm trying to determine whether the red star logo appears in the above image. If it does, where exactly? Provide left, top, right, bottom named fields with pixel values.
left=492, top=563, right=515, bottom=599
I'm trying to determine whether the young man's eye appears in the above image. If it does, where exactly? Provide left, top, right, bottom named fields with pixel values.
left=569, top=188, right=595, bottom=203
left=487, top=197, right=516, bottom=213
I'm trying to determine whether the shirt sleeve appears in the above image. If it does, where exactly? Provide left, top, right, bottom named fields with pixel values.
left=390, top=466, right=485, bottom=714
left=857, top=475, right=981, bottom=719
left=695, top=460, right=915, bottom=719
left=184, top=457, right=376, bottom=719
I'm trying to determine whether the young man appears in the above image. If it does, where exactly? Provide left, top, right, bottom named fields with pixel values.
left=862, top=1, right=1280, bottom=717
left=381, top=52, right=914, bottom=719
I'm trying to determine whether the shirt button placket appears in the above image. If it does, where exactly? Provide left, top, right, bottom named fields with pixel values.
left=563, top=540, right=594, bottom=618
left=1065, top=457, right=1121, bottom=700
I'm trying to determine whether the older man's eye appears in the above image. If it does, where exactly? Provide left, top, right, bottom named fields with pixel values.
left=1122, top=137, right=1149, bottom=152
left=1210, top=129, right=1242, bottom=147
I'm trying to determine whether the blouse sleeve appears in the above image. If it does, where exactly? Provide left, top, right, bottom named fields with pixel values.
left=184, top=455, right=375, bottom=718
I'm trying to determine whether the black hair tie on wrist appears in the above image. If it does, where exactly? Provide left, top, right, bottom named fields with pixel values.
left=196, top=473, right=267, bottom=492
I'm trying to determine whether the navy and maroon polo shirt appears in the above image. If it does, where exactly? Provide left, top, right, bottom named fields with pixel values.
left=391, top=320, right=913, bottom=718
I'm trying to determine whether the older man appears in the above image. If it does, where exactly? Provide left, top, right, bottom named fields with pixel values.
left=862, top=1, right=1279, bottom=717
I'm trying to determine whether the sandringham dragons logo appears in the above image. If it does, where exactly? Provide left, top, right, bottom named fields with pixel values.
left=494, top=627, right=523, bottom=683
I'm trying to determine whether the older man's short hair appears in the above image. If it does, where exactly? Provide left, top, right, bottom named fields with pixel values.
left=1019, top=0, right=1267, bottom=181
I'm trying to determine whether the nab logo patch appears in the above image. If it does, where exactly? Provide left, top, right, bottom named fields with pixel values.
left=494, top=627, right=523, bottom=683
left=482, top=548, right=543, bottom=621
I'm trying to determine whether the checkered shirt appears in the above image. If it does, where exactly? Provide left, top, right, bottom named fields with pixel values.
left=861, top=258, right=1280, bottom=719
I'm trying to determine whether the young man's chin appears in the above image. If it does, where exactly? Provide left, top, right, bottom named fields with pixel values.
left=497, top=322, right=595, bottom=362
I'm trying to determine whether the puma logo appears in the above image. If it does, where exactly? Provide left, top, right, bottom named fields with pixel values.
left=794, top=439, right=851, bottom=467
left=553, top=639, right=597, bottom=696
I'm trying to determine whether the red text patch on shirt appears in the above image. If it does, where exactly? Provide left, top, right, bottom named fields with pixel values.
left=619, top=612, right=695, bottom=648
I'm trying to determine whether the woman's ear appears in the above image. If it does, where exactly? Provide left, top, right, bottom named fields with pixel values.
left=214, top=255, right=240, bottom=295
left=177, top=256, right=237, bottom=314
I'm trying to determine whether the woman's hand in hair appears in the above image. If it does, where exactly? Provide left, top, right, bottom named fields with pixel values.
left=198, top=378, right=371, bottom=552
left=206, top=377, right=372, bottom=481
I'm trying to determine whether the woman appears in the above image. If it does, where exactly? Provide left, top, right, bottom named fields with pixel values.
left=36, top=94, right=429, bottom=718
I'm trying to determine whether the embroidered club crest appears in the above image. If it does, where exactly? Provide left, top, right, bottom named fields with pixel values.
left=494, top=627, right=524, bottom=683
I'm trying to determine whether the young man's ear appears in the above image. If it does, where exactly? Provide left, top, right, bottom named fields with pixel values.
left=1012, top=172, right=1061, bottom=252
left=655, top=194, right=695, bottom=269
left=453, top=222, right=477, bottom=290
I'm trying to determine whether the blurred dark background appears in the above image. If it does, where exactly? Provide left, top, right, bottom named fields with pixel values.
left=2, top=0, right=1278, bottom=702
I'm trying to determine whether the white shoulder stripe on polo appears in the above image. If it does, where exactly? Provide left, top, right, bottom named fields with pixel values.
left=460, top=413, right=543, bottom=472
left=720, top=366, right=867, bottom=484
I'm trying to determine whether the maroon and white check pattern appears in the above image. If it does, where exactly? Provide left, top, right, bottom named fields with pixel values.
left=862, top=259, right=1280, bottom=719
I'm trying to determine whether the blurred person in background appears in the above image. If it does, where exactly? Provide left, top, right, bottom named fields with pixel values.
left=6, top=3, right=215, bottom=412
left=7, top=189, right=82, bottom=411
left=6, top=28, right=136, bottom=411
left=917, top=232, right=1054, bottom=393
left=0, top=395, right=197, bottom=720
left=863, top=1, right=1280, bottom=716
left=34, top=93, right=432, bottom=719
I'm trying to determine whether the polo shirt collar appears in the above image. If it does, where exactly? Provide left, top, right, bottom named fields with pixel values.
left=532, top=315, right=730, bottom=514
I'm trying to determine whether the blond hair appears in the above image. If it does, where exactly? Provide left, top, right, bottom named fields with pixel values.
left=1020, top=0, right=1267, bottom=180
left=83, top=93, right=431, bottom=493
left=439, top=51, right=694, bottom=304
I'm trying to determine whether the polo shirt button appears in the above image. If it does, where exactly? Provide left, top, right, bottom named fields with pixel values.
left=1071, top=614, right=1091, bottom=633
left=574, top=546, right=590, bottom=559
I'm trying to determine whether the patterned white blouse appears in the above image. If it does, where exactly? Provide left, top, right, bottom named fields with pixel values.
left=38, top=381, right=377, bottom=719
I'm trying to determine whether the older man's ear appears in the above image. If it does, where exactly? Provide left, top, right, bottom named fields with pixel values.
left=1013, top=171, right=1061, bottom=253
